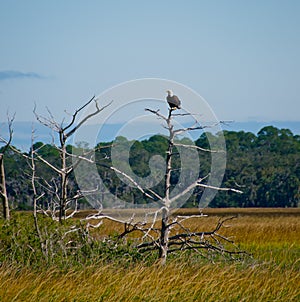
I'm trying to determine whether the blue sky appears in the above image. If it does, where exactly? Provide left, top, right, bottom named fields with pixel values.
left=1, top=0, right=300, bottom=128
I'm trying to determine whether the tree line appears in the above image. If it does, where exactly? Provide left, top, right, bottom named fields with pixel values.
left=1, top=125, right=299, bottom=210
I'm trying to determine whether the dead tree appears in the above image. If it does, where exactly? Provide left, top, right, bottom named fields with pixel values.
left=0, top=114, right=15, bottom=220
left=86, top=107, right=244, bottom=265
left=139, top=108, right=243, bottom=264
left=33, top=96, right=112, bottom=223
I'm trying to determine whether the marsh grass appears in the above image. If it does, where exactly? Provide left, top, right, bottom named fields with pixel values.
left=0, top=257, right=299, bottom=301
left=0, top=208, right=299, bottom=301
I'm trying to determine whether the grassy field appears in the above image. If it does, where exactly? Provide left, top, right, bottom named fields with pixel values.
left=0, top=208, right=299, bottom=301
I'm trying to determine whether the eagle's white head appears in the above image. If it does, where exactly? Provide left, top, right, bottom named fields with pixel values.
left=166, top=90, right=173, bottom=97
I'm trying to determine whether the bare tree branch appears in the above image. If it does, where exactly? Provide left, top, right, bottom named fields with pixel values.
left=34, top=152, right=62, bottom=175
left=111, top=166, right=156, bottom=201
left=0, top=113, right=15, bottom=153
left=145, top=108, right=168, bottom=121
left=169, top=175, right=210, bottom=205
left=62, top=95, right=97, bottom=133
left=65, top=99, right=113, bottom=138
left=173, top=143, right=224, bottom=153
left=197, top=183, right=243, bottom=194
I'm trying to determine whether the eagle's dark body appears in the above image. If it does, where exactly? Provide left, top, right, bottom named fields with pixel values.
left=166, top=90, right=181, bottom=110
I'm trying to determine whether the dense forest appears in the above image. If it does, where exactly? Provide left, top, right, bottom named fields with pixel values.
left=1, top=125, right=299, bottom=210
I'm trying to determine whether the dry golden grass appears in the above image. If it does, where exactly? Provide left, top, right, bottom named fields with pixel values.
left=0, top=258, right=299, bottom=301
left=0, top=208, right=299, bottom=301
left=1, top=263, right=299, bottom=301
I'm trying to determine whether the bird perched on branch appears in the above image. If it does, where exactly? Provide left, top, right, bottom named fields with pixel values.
left=166, top=90, right=181, bottom=110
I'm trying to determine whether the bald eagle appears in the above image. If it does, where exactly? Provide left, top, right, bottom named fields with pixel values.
left=166, top=90, right=181, bottom=110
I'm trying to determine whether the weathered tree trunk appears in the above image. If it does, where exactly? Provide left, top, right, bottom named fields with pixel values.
left=31, top=145, right=48, bottom=260
left=0, top=154, right=10, bottom=220
left=159, top=109, right=174, bottom=264
left=59, top=132, right=68, bottom=223
left=159, top=206, right=170, bottom=265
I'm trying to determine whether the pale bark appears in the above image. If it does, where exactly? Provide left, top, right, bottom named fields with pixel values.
left=0, top=154, right=9, bottom=220
left=0, top=114, right=14, bottom=220
left=33, top=96, right=112, bottom=222
left=81, top=107, right=245, bottom=264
